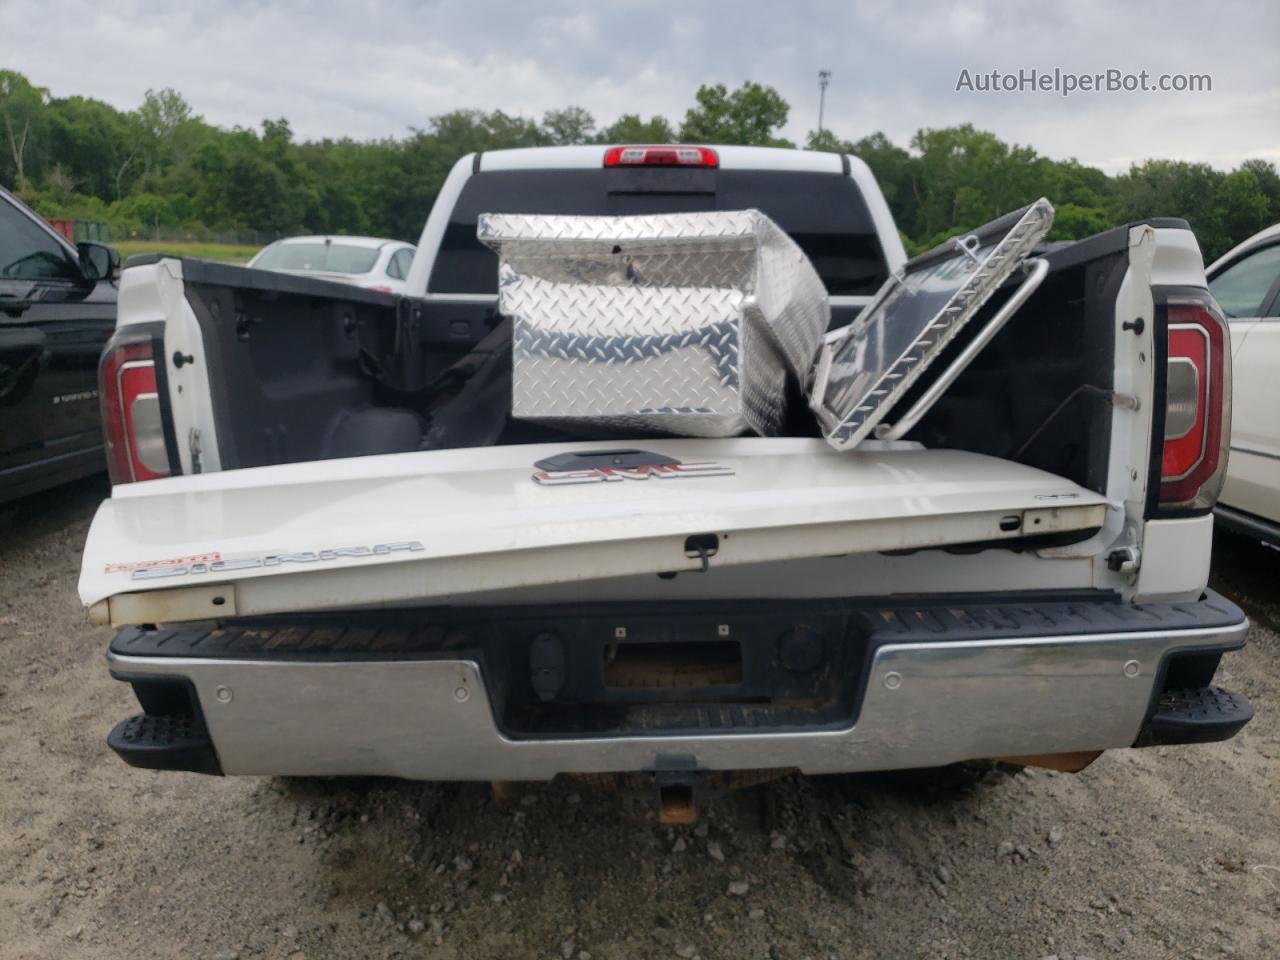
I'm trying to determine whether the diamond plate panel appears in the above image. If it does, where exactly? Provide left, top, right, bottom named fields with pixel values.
left=811, top=198, right=1056, bottom=450
left=479, top=210, right=829, bottom=437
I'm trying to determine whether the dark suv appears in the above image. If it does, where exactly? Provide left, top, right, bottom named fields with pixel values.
left=0, top=187, right=119, bottom=503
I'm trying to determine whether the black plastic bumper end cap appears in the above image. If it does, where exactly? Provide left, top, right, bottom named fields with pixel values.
left=107, top=714, right=223, bottom=776
left=1135, top=686, right=1255, bottom=748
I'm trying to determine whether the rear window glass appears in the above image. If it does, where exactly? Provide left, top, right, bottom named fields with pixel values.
left=254, top=242, right=380, bottom=275
left=428, top=168, right=888, bottom=297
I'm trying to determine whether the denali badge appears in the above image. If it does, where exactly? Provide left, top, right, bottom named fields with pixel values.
left=53, top=389, right=99, bottom=405
left=123, top=541, right=425, bottom=581
left=533, top=460, right=735, bottom=486
left=106, top=552, right=223, bottom=574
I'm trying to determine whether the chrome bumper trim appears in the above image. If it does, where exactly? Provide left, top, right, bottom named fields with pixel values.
left=107, top=620, right=1248, bottom=779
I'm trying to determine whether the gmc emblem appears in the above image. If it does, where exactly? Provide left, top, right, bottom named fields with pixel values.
left=533, top=460, right=735, bottom=486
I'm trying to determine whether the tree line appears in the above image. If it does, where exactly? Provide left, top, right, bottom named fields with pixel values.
left=2, top=68, right=1276, bottom=260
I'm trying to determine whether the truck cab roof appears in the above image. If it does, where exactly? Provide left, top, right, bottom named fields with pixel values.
left=476, top=144, right=857, bottom=174
left=408, top=143, right=906, bottom=302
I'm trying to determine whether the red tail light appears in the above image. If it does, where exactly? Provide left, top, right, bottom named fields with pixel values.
left=1159, top=296, right=1230, bottom=510
left=99, top=328, right=171, bottom=485
left=603, top=145, right=719, bottom=168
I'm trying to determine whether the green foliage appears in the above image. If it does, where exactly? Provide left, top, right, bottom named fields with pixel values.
left=906, top=125, right=1057, bottom=240
left=1239, top=159, right=1280, bottom=213
left=597, top=113, right=675, bottom=144
left=804, top=129, right=846, bottom=153
left=679, top=82, right=793, bottom=147
left=0, top=69, right=49, bottom=185
left=542, top=106, right=595, bottom=146
left=816, top=122, right=1275, bottom=261
left=43, top=96, right=132, bottom=198
left=112, top=192, right=183, bottom=229
left=15, top=180, right=109, bottom=220
left=114, top=240, right=258, bottom=265
left=1047, top=204, right=1113, bottom=242
left=1108, top=159, right=1274, bottom=259
left=2, top=68, right=1274, bottom=262
left=846, top=132, right=917, bottom=229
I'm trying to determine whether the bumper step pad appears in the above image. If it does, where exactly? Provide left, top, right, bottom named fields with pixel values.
left=107, top=713, right=222, bottom=775
left=1138, top=686, right=1254, bottom=747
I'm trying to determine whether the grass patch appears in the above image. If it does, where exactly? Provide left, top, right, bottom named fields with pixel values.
left=115, top=240, right=261, bottom=266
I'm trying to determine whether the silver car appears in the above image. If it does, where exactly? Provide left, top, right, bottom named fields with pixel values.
left=248, top=235, right=416, bottom=294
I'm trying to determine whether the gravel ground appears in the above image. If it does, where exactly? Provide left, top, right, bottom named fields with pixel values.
left=1, top=478, right=1278, bottom=960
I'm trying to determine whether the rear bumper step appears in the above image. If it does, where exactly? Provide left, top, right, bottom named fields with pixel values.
left=1136, top=686, right=1255, bottom=747
left=107, top=713, right=222, bottom=775
left=103, top=590, right=1250, bottom=779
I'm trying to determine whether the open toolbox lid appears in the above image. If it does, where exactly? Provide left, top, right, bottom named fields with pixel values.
left=810, top=199, right=1055, bottom=449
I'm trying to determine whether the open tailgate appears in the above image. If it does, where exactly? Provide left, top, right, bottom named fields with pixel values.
left=81, top=438, right=1107, bottom=625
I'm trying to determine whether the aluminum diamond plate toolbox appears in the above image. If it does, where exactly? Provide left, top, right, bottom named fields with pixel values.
left=478, top=210, right=830, bottom=437
left=810, top=198, right=1055, bottom=450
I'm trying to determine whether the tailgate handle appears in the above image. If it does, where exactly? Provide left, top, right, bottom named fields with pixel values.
left=683, top=534, right=720, bottom=572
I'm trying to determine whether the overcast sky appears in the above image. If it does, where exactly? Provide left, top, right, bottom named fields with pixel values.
left=4, top=0, right=1278, bottom=173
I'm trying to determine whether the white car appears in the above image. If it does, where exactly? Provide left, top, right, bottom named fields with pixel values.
left=1207, top=224, right=1280, bottom=541
left=247, top=235, right=416, bottom=294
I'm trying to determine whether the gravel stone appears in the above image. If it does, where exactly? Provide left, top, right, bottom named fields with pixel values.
left=1, top=488, right=1278, bottom=960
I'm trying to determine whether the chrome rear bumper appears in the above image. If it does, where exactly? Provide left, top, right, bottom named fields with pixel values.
left=106, top=603, right=1248, bottom=780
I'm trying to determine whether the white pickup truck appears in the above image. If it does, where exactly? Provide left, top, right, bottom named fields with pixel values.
left=80, top=144, right=1252, bottom=817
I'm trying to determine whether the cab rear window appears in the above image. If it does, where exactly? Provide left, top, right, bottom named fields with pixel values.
left=428, top=168, right=888, bottom=297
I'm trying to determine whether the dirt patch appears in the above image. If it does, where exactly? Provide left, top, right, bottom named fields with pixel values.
left=2, top=479, right=1278, bottom=959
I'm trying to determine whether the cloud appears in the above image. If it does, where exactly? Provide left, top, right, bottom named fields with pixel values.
left=3, top=0, right=1277, bottom=170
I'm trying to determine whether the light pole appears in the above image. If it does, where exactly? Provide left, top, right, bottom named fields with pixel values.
left=818, top=69, right=832, bottom=134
